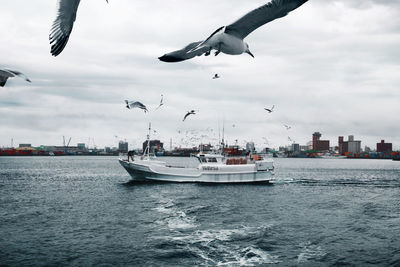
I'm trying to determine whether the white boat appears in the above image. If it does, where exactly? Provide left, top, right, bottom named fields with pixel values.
left=119, top=153, right=274, bottom=183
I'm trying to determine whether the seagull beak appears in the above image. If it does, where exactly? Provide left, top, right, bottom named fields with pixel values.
left=246, top=50, right=255, bottom=58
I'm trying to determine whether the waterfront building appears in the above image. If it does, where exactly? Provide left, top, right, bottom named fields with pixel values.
left=77, top=143, right=86, bottom=150
left=312, top=132, right=330, bottom=151
left=19, top=144, right=31, bottom=148
left=339, top=135, right=361, bottom=155
left=377, top=140, right=392, bottom=152
left=292, top=143, right=300, bottom=152
left=118, top=141, right=128, bottom=153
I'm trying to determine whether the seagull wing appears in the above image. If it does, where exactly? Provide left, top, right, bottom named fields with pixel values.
left=159, top=41, right=211, bottom=63
left=225, top=0, right=308, bottom=40
left=0, top=69, right=13, bottom=87
left=50, top=0, right=81, bottom=56
left=156, top=95, right=164, bottom=110
left=5, top=69, right=31, bottom=82
left=140, top=103, right=148, bottom=113
left=183, top=112, right=191, bottom=121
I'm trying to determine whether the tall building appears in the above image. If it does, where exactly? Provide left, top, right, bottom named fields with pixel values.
left=292, top=143, right=300, bottom=152
left=312, top=132, right=330, bottom=151
left=118, top=141, right=128, bottom=153
left=377, top=140, right=392, bottom=152
left=338, top=135, right=361, bottom=155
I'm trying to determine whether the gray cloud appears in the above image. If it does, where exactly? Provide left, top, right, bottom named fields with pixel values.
left=1, top=0, right=399, bottom=150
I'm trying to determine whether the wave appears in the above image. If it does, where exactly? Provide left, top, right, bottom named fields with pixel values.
left=152, top=197, right=279, bottom=265
left=275, top=177, right=400, bottom=188
left=297, top=242, right=326, bottom=264
left=154, top=199, right=197, bottom=230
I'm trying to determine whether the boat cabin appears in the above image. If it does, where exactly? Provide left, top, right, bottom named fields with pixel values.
left=195, top=154, right=224, bottom=164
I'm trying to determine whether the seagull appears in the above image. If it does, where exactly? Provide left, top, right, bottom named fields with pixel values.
left=156, top=94, right=164, bottom=110
left=159, top=0, right=308, bottom=62
left=264, top=105, right=275, bottom=113
left=284, top=124, right=292, bottom=130
left=0, top=68, right=31, bottom=87
left=183, top=110, right=196, bottom=121
left=49, top=0, right=109, bottom=57
left=212, top=74, right=220, bottom=79
left=125, top=100, right=148, bottom=113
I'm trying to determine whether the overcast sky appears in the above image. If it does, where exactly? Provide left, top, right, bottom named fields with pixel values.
left=1, top=0, right=399, bottom=150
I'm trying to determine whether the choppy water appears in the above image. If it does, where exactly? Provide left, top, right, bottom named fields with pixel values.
left=1, top=156, right=400, bottom=266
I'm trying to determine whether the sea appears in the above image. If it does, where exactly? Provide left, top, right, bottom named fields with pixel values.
left=1, top=156, right=399, bottom=266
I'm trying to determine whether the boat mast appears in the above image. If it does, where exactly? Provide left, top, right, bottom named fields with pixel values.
left=222, top=119, right=225, bottom=155
left=145, top=122, right=151, bottom=158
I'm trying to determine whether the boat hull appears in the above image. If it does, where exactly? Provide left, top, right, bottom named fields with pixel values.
left=119, top=159, right=274, bottom=183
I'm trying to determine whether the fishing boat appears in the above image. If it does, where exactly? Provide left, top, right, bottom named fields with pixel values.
left=119, top=123, right=274, bottom=183
left=119, top=153, right=274, bottom=183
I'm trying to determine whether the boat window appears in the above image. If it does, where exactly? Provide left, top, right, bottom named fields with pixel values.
left=207, top=158, right=217, bottom=162
left=200, top=157, right=207, bottom=163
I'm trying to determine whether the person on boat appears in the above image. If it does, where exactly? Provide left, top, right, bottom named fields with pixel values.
left=128, top=150, right=135, bottom=162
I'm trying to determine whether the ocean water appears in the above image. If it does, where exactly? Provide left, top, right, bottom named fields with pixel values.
left=1, top=156, right=400, bottom=266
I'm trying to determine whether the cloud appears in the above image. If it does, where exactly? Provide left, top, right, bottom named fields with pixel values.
left=1, top=0, right=399, bottom=150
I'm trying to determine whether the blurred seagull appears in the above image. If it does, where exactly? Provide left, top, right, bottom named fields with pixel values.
left=183, top=110, right=196, bottom=121
left=159, top=0, right=308, bottom=62
left=212, top=74, right=220, bottom=79
left=156, top=94, right=164, bottom=110
left=0, top=68, right=31, bottom=87
left=264, top=105, right=275, bottom=113
left=125, top=100, right=148, bottom=113
left=49, top=0, right=109, bottom=57
left=284, top=124, right=292, bottom=130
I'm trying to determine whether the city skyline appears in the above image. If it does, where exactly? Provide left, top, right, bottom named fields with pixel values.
left=1, top=1, right=400, bottom=150
left=3, top=132, right=398, bottom=153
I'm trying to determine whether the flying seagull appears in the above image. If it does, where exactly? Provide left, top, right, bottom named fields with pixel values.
left=125, top=100, right=148, bottom=113
left=159, top=0, right=308, bottom=62
left=212, top=74, right=220, bottom=79
left=156, top=94, right=164, bottom=110
left=183, top=110, right=196, bottom=121
left=49, top=0, right=109, bottom=57
left=284, top=124, right=292, bottom=130
left=0, top=68, right=31, bottom=87
left=265, top=105, right=275, bottom=113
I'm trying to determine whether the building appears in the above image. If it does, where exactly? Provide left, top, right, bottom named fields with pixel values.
left=377, top=140, right=392, bottom=152
left=291, top=143, right=300, bottom=152
left=118, top=141, right=128, bottom=153
left=19, top=144, right=32, bottom=148
left=338, top=135, right=361, bottom=155
left=77, top=143, right=86, bottom=150
left=312, top=132, right=330, bottom=151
